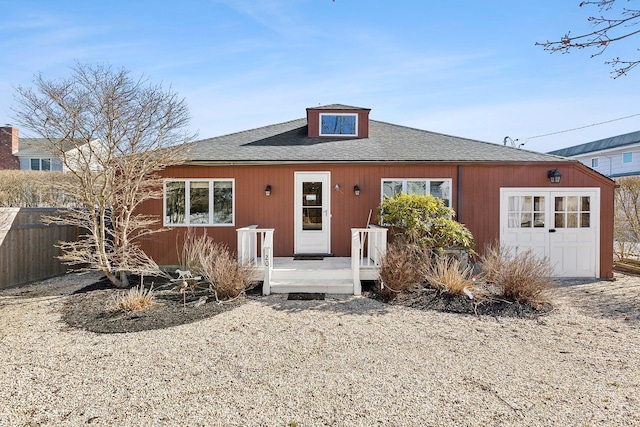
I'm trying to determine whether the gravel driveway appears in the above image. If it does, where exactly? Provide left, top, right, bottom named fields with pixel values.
left=0, top=273, right=638, bottom=426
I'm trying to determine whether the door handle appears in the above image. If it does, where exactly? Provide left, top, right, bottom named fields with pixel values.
left=549, top=229, right=556, bottom=233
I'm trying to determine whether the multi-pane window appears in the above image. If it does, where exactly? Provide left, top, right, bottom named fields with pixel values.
left=591, top=158, right=599, bottom=168
left=623, top=152, right=633, bottom=163
left=554, top=196, right=590, bottom=228
left=164, top=179, right=234, bottom=226
left=507, top=196, right=546, bottom=228
left=30, top=158, right=52, bottom=171
left=381, top=178, right=451, bottom=206
left=319, top=114, right=357, bottom=136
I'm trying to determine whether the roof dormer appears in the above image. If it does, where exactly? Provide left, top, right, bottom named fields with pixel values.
left=306, top=104, right=371, bottom=138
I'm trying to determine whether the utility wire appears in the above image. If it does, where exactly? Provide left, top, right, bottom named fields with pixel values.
left=524, top=112, right=640, bottom=144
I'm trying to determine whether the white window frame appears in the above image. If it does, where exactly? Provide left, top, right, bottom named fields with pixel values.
left=30, top=158, right=53, bottom=171
left=319, top=113, right=358, bottom=137
left=380, top=178, right=452, bottom=206
left=623, top=152, right=633, bottom=163
left=591, top=157, right=599, bottom=168
left=163, top=178, right=235, bottom=227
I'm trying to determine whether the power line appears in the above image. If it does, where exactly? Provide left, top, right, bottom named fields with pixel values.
left=525, top=112, right=640, bottom=144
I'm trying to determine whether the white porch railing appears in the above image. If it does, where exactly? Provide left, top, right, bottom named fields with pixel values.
left=351, top=225, right=388, bottom=294
left=237, top=225, right=274, bottom=294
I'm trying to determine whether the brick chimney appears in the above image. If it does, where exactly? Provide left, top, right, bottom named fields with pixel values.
left=0, top=125, right=19, bottom=169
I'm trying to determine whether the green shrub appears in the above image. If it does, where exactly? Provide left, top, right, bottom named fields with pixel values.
left=378, top=193, right=474, bottom=253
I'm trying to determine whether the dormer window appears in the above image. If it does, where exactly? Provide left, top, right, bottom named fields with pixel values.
left=319, top=113, right=357, bottom=136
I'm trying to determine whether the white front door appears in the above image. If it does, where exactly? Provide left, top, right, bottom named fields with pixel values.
left=294, top=172, right=331, bottom=254
left=500, top=188, right=600, bottom=277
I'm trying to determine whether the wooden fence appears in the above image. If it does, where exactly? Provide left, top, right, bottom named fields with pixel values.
left=0, top=208, right=79, bottom=289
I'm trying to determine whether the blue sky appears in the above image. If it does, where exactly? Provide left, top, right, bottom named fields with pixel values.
left=1, top=0, right=639, bottom=153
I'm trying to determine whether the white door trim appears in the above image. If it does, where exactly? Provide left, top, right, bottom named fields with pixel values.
left=294, top=171, right=331, bottom=254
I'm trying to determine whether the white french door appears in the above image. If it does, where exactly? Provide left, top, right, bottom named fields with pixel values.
left=500, top=188, right=600, bottom=277
left=294, top=172, right=331, bottom=254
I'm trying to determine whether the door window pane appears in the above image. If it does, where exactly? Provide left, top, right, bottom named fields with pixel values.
left=554, top=212, right=565, bottom=228
left=302, top=182, right=322, bottom=230
left=508, top=195, right=544, bottom=228
left=581, top=196, right=590, bottom=212
left=554, top=195, right=591, bottom=228
left=189, top=181, right=209, bottom=224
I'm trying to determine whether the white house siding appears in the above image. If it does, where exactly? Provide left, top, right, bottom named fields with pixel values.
left=575, top=146, right=640, bottom=178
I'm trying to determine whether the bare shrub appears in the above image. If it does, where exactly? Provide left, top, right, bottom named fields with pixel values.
left=376, top=241, right=429, bottom=300
left=425, top=255, right=475, bottom=297
left=0, top=170, right=77, bottom=207
left=180, top=229, right=256, bottom=300
left=481, top=243, right=553, bottom=307
left=109, top=284, right=155, bottom=313
left=478, top=241, right=503, bottom=284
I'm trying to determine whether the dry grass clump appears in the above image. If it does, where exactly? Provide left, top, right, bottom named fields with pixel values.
left=376, top=241, right=430, bottom=300
left=425, top=255, right=475, bottom=297
left=480, top=243, right=553, bottom=307
left=110, top=284, right=155, bottom=313
left=180, top=229, right=256, bottom=300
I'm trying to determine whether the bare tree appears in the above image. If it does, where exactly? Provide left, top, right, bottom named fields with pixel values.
left=536, top=0, right=640, bottom=78
left=13, top=63, right=195, bottom=287
left=614, top=176, right=640, bottom=259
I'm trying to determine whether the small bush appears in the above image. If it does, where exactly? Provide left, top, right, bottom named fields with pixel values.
left=376, top=241, right=430, bottom=300
left=425, top=255, right=475, bottom=297
left=378, top=193, right=474, bottom=253
left=180, top=229, right=256, bottom=300
left=110, top=284, right=155, bottom=313
left=480, top=243, right=553, bottom=307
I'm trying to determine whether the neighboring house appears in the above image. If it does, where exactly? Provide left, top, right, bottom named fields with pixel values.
left=0, top=125, right=103, bottom=171
left=548, top=130, right=640, bottom=178
left=135, top=104, right=615, bottom=293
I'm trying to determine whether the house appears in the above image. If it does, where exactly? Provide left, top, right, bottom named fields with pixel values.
left=136, top=104, right=615, bottom=294
left=0, top=125, right=103, bottom=171
left=548, top=130, right=640, bottom=178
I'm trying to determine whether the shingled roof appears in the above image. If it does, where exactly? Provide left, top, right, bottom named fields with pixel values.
left=547, top=130, right=640, bottom=157
left=186, top=114, right=566, bottom=163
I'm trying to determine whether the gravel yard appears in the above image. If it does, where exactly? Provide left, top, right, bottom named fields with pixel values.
left=0, top=273, right=638, bottom=426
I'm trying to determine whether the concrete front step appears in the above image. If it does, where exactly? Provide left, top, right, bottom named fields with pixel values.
left=269, top=279, right=355, bottom=294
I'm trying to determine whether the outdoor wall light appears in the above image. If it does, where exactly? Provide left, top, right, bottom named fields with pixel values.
left=354, top=185, right=360, bottom=196
left=547, top=169, right=562, bottom=184
left=265, top=185, right=272, bottom=196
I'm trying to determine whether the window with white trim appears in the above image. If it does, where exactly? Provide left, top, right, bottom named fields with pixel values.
left=164, top=179, right=234, bottom=226
left=591, top=158, right=599, bottom=168
left=381, top=178, right=452, bottom=206
left=30, top=158, right=53, bottom=171
left=623, top=152, right=633, bottom=163
left=319, top=113, right=357, bottom=136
